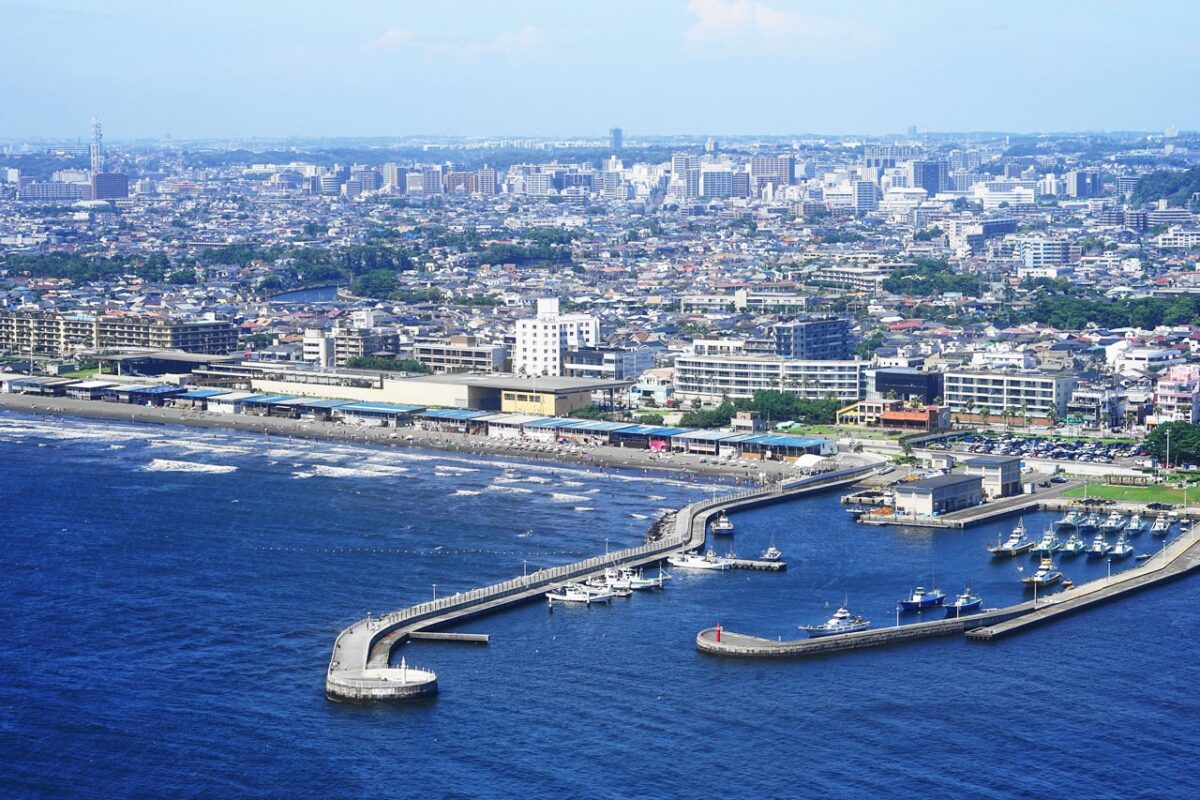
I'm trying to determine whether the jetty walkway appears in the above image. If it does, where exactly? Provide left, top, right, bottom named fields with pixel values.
left=696, top=521, right=1200, bottom=660
left=326, top=461, right=882, bottom=702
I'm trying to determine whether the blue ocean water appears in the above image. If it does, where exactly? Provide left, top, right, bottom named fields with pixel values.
left=1, top=412, right=1197, bottom=800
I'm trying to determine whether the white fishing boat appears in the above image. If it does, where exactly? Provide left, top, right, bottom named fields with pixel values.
left=799, top=606, right=871, bottom=637
left=1150, top=514, right=1171, bottom=537
left=627, top=568, right=669, bottom=590
left=546, top=583, right=614, bottom=605
left=666, top=548, right=732, bottom=571
left=711, top=512, right=735, bottom=535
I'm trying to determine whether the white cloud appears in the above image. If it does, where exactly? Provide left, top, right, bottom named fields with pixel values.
left=684, top=0, right=842, bottom=48
left=368, top=26, right=415, bottom=50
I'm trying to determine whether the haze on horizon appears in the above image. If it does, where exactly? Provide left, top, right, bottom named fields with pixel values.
left=4, top=0, right=1198, bottom=141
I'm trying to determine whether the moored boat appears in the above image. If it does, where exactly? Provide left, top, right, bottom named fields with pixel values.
left=1100, top=512, right=1127, bottom=534
left=1078, top=513, right=1101, bottom=535
left=546, top=583, right=614, bottom=605
left=897, top=586, right=946, bottom=611
left=987, top=518, right=1035, bottom=557
left=1031, top=525, right=1063, bottom=555
left=799, top=606, right=871, bottom=638
left=1109, top=534, right=1134, bottom=559
left=1125, top=514, right=1147, bottom=536
left=711, top=512, right=735, bottom=535
left=667, top=548, right=732, bottom=571
left=1150, top=514, right=1171, bottom=537
left=761, top=543, right=783, bottom=562
left=1055, top=509, right=1084, bottom=531
left=627, top=568, right=669, bottom=590
left=944, top=589, right=983, bottom=617
left=1022, top=556, right=1063, bottom=588
left=1086, top=532, right=1113, bottom=558
left=1060, top=532, right=1087, bottom=556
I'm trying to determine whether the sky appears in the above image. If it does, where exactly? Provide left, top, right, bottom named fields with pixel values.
left=4, top=0, right=1199, bottom=141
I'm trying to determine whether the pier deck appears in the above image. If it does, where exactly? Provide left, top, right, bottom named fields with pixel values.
left=326, top=462, right=880, bottom=701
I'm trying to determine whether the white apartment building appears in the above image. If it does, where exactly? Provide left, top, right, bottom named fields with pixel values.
left=1154, top=365, right=1200, bottom=423
left=673, top=353, right=865, bottom=404
left=514, top=298, right=599, bottom=377
left=943, top=370, right=1077, bottom=420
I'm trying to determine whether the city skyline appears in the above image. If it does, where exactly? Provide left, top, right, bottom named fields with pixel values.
left=4, top=0, right=1200, bottom=140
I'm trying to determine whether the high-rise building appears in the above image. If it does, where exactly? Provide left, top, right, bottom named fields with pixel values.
left=750, top=154, right=793, bottom=189
left=477, top=166, right=497, bottom=195
left=421, top=165, right=444, bottom=194
left=381, top=163, right=404, bottom=191
left=514, top=298, right=599, bottom=377
left=609, top=127, right=623, bottom=151
left=852, top=179, right=879, bottom=212
left=908, top=160, right=949, bottom=195
left=1065, top=169, right=1103, bottom=198
left=701, top=169, right=733, bottom=199
left=90, top=118, right=103, bottom=175
left=91, top=173, right=129, bottom=200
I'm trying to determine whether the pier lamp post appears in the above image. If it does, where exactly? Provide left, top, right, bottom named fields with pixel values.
left=1106, top=558, right=1112, bottom=580
left=1165, top=430, right=1171, bottom=474
left=523, top=560, right=528, bottom=578
left=432, top=583, right=437, bottom=600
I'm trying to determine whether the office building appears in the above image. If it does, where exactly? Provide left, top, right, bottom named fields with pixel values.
left=894, top=474, right=983, bottom=516
left=908, top=160, right=949, bottom=195
left=91, top=173, right=129, bottom=200
left=943, top=370, right=1077, bottom=423
left=609, top=127, right=623, bottom=151
left=413, top=335, right=508, bottom=374
left=1065, top=169, right=1103, bottom=198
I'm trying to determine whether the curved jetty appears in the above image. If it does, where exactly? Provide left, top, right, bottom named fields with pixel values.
left=325, top=463, right=879, bottom=702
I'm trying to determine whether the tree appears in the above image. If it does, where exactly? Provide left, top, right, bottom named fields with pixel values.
left=1146, top=422, right=1200, bottom=466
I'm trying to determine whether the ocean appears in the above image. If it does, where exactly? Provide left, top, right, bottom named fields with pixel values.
left=1, top=412, right=1197, bottom=799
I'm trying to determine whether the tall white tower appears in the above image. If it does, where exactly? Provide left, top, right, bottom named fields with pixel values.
left=90, top=118, right=103, bottom=175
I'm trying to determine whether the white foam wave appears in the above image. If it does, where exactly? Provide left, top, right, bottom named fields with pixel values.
left=142, top=459, right=238, bottom=474
left=550, top=492, right=591, bottom=503
left=453, top=489, right=481, bottom=496
left=573, top=506, right=595, bottom=512
left=313, top=464, right=410, bottom=479
left=486, top=485, right=533, bottom=494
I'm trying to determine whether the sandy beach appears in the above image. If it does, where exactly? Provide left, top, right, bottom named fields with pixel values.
left=0, top=393, right=806, bottom=483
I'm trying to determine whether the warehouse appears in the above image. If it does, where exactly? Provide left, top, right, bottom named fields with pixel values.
left=893, top=474, right=983, bottom=516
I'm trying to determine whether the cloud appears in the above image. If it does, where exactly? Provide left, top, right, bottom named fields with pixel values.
left=368, top=26, right=415, bottom=49
left=684, top=0, right=842, bottom=48
left=365, top=25, right=543, bottom=58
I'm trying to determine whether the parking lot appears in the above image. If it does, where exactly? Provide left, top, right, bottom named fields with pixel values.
left=934, top=433, right=1147, bottom=466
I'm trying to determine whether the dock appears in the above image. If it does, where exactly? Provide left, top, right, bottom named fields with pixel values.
left=325, top=462, right=881, bottom=702
left=696, top=524, right=1200, bottom=659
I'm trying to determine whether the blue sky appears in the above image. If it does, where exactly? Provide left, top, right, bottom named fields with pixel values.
left=4, top=0, right=1198, bottom=140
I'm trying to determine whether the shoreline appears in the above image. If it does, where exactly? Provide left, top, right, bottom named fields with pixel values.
left=0, top=393, right=800, bottom=482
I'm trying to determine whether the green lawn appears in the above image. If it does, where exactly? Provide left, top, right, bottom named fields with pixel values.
left=1063, top=483, right=1192, bottom=506
left=782, top=424, right=902, bottom=440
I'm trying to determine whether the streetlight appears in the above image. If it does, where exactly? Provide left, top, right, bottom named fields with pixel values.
left=1106, top=558, right=1111, bottom=579
left=523, top=560, right=528, bottom=578
left=1165, top=429, right=1171, bottom=474
left=432, top=583, right=437, bottom=600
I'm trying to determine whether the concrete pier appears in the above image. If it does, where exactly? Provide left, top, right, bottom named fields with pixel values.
left=727, top=558, right=787, bottom=571
left=325, top=462, right=881, bottom=702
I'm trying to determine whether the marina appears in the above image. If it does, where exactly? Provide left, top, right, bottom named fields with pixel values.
left=325, top=463, right=875, bottom=701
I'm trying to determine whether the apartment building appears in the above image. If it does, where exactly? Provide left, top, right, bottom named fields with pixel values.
left=772, top=317, right=852, bottom=360
left=0, top=311, right=237, bottom=356
left=513, top=298, right=599, bottom=377
left=413, top=336, right=508, bottom=374
left=302, top=325, right=400, bottom=368
left=942, top=369, right=1077, bottom=423
left=1154, top=365, right=1200, bottom=423
left=673, top=353, right=865, bottom=404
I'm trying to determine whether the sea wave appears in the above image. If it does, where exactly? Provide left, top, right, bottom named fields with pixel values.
left=312, top=464, right=410, bottom=479
left=453, top=489, right=482, bottom=496
left=142, top=459, right=238, bottom=474
left=550, top=492, right=591, bottom=503
left=486, top=485, right=533, bottom=494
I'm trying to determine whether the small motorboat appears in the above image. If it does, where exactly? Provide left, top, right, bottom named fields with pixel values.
left=1031, top=525, right=1063, bottom=555
left=1100, top=512, right=1127, bottom=534
left=1086, top=533, right=1113, bottom=558
left=1078, top=513, right=1101, bottom=535
left=1125, top=514, right=1147, bottom=536
left=667, top=548, right=732, bottom=571
left=799, top=606, right=871, bottom=638
left=1022, top=556, right=1063, bottom=588
left=1109, top=534, right=1134, bottom=559
left=944, top=589, right=983, bottom=617
left=760, top=543, right=783, bottom=562
left=711, top=512, right=735, bottom=535
left=898, top=586, right=946, bottom=611
left=987, top=519, right=1035, bottom=557
left=1150, top=514, right=1171, bottom=537
left=1060, top=532, right=1087, bottom=556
